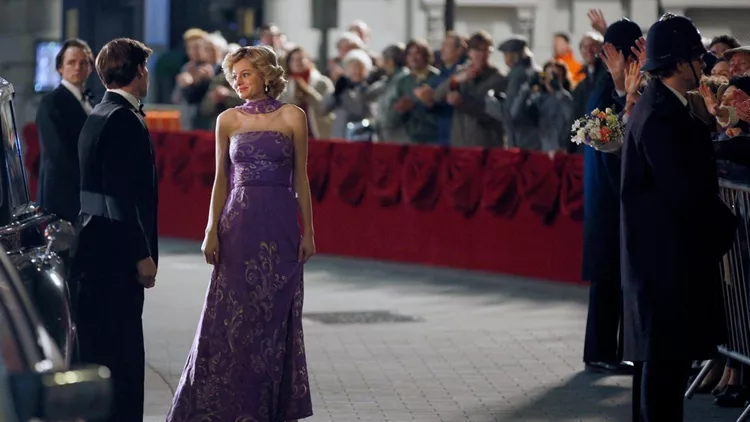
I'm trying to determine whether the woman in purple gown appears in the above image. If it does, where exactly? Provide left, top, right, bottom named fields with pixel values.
left=166, top=45, right=316, bottom=422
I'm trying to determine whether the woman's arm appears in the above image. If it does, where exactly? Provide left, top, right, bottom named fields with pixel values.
left=205, top=110, right=233, bottom=235
left=285, top=105, right=315, bottom=242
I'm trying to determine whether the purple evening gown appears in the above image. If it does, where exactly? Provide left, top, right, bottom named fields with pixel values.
left=167, top=98, right=313, bottom=422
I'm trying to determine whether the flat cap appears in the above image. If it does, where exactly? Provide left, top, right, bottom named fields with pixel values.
left=497, top=36, right=528, bottom=53
left=724, top=46, right=750, bottom=60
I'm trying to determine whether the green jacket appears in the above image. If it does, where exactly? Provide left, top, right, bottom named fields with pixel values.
left=386, top=66, right=441, bottom=144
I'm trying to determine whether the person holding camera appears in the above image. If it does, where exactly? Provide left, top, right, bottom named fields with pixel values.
left=508, top=60, right=575, bottom=155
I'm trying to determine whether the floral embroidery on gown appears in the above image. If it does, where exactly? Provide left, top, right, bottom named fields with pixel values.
left=167, top=98, right=312, bottom=422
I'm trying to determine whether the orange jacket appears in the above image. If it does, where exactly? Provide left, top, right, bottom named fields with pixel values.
left=556, top=50, right=584, bottom=85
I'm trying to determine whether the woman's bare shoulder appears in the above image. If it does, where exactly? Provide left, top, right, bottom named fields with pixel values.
left=215, top=108, right=244, bottom=139
left=280, top=102, right=305, bottom=117
left=217, top=107, right=243, bottom=127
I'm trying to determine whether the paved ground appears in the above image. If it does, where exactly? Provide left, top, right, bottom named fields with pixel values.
left=141, top=239, right=740, bottom=421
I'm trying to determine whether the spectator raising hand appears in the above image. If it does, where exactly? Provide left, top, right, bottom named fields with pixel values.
left=600, top=42, right=626, bottom=91
left=699, top=83, right=719, bottom=115
left=624, top=61, right=643, bottom=115
left=587, top=9, right=608, bottom=34
left=631, top=37, right=647, bottom=69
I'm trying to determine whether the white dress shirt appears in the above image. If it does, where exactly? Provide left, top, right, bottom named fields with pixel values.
left=107, top=88, right=141, bottom=111
left=663, top=83, right=688, bottom=107
left=61, top=79, right=93, bottom=114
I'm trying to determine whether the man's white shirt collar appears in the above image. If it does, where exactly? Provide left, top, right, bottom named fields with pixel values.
left=663, top=83, right=688, bottom=107
left=107, top=89, right=141, bottom=111
left=61, top=79, right=93, bottom=114
left=61, top=79, right=84, bottom=101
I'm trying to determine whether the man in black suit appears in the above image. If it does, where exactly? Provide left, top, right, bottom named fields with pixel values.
left=620, top=14, right=736, bottom=421
left=73, top=38, right=158, bottom=422
left=36, top=38, right=95, bottom=223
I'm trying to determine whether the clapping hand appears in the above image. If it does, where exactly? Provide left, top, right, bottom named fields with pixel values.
left=392, top=96, right=415, bottom=112
left=699, top=84, right=719, bottom=115
left=733, top=89, right=750, bottom=123
left=413, top=85, right=434, bottom=104
left=446, top=91, right=462, bottom=106
left=454, top=68, right=477, bottom=84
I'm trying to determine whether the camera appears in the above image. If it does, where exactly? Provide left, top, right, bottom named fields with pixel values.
left=528, top=71, right=546, bottom=88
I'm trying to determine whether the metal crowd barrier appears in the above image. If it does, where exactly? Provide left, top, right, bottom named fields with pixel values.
left=686, top=179, right=750, bottom=422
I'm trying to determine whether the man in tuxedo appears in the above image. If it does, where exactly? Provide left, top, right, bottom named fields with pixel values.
left=621, top=14, right=736, bottom=421
left=36, top=38, right=95, bottom=223
left=73, top=38, right=158, bottom=422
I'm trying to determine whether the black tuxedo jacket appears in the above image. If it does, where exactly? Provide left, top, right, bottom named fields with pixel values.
left=35, top=84, right=91, bottom=222
left=75, top=91, right=158, bottom=276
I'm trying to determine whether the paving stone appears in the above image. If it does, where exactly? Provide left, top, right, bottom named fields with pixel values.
left=141, top=239, right=741, bottom=421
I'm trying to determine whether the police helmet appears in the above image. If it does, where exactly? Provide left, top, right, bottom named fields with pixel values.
left=641, top=13, right=706, bottom=72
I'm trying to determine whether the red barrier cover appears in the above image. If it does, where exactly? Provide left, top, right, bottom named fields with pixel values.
left=22, top=124, right=585, bottom=283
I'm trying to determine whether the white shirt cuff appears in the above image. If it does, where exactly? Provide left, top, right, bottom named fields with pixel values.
left=717, top=106, right=739, bottom=128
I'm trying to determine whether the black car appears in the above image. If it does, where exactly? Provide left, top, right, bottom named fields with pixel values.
left=0, top=75, right=111, bottom=420
left=0, top=243, right=111, bottom=421
left=0, top=76, right=77, bottom=367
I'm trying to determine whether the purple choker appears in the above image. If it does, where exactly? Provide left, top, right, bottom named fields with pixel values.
left=236, top=97, right=284, bottom=114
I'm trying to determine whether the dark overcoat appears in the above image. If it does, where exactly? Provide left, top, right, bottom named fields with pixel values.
left=582, top=75, right=622, bottom=282
left=620, top=78, right=736, bottom=361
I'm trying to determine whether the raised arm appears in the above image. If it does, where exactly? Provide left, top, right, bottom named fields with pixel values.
left=285, top=104, right=316, bottom=262
left=202, top=110, right=233, bottom=264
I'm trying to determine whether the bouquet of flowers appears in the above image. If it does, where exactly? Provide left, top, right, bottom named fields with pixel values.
left=570, top=108, right=625, bottom=153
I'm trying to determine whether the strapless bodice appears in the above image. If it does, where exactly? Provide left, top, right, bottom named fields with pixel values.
left=229, top=131, right=294, bottom=189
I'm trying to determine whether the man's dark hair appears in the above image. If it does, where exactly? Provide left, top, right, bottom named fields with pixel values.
left=55, top=38, right=95, bottom=72
left=467, top=31, right=493, bottom=51
left=554, top=32, right=571, bottom=44
left=648, top=53, right=703, bottom=79
left=95, top=38, right=152, bottom=89
left=382, top=43, right=406, bottom=68
left=710, top=35, right=741, bottom=50
left=405, top=39, right=434, bottom=65
left=445, top=31, right=468, bottom=50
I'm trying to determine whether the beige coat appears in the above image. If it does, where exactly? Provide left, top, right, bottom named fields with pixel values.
left=280, top=69, right=335, bottom=139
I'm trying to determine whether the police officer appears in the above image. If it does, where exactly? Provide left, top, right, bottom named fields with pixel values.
left=620, top=14, right=736, bottom=421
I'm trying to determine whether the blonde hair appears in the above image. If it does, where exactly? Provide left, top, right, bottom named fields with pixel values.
left=222, top=45, right=287, bottom=99
left=183, top=28, right=208, bottom=42
left=342, top=49, right=372, bottom=73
